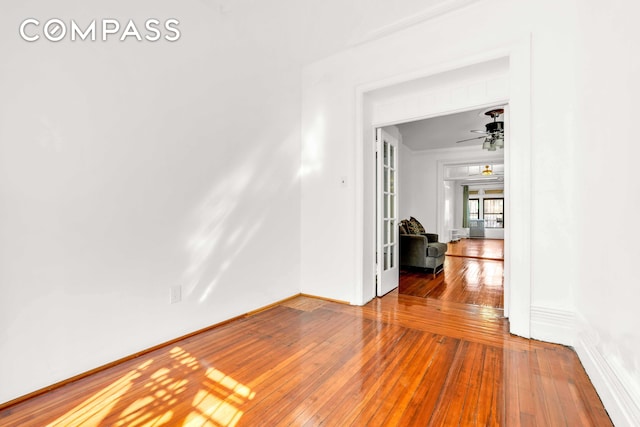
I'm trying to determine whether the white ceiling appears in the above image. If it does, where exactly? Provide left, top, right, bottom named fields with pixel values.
left=396, top=106, right=503, bottom=151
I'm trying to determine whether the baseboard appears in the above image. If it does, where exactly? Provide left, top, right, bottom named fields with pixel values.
left=574, top=324, right=640, bottom=427
left=0, top=293, right=303, bottom=411
left=529, top=306, right=640, bottom=425
left=530, top=305, right=575, bottom=346
left=300, top=293, right=350, bottom=305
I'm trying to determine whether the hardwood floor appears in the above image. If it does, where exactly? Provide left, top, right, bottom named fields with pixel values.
left=400, top=238, right=505, bottom=309
left=0, top=292, right=611, bottom=426
left=446, top=238, right=504, bottom=260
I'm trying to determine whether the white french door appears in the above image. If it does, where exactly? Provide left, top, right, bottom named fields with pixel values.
left=376, top=128, right=399, bottom=296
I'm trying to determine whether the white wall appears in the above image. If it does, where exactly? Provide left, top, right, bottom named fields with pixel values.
left=0, top=1, right=307, bottom=403
left=2, top=0, right=638, bottom=422
left=300, top=0, right=640, bottom=424
left=0, top=0, right=490, bottom=406
left=570, top=1, right=640, bottom=424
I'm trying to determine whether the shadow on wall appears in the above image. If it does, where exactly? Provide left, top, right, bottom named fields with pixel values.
left=181, top=130, right=302, bottom=304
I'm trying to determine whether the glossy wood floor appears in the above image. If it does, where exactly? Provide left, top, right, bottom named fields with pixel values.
left=400, top=239, right=505, bottom=309
left=446, top=238, right=505, bottom=260
left=0, top=293, right=611, bottom=426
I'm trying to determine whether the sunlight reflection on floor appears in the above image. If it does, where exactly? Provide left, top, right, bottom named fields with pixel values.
left=46, top=360, right=152, bottom=426
left=46, top=347, right=255, bottom=427
left=185, top=366, right=256, bottom=427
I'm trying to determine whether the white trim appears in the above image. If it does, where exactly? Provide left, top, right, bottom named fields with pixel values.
left=348, top=0, right=483, bottom=48
left=354, top=89, right=365, bottom=305
left=575, top=323, right=640, bottom=426
left=528, top=307, right=640, bottom=425
left=530, top=305, right=575, bottom=346
left=356, top=46, right=513, bottom=97
left=355, top=36, right=532, bottom=338
left=503, top=34, right=532, bottom=338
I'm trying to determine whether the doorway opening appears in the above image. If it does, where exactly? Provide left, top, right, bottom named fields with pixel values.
left=376, top=106, right=507, bottom=311
left=357, top=45, right=532, bottom=337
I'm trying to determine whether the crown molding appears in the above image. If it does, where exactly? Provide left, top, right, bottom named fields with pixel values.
left=348, top=0, right=484, bottom=47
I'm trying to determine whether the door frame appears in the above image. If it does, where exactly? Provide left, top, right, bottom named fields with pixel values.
left=354, top=37, right=532, bottom=338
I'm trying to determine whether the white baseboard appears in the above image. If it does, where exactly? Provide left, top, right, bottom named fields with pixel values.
left=530, top=307, right=640, bottom=425
left=574, top=327, right=640, bottom=427
left=530, top=305, right=575, bottom=346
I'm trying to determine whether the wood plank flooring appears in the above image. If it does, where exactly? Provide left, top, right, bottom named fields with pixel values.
left=446, top=238, right=505, bottom=260
left=0, top=292, right=611, bottom=426
left=400, top=238, right=505, bottom=309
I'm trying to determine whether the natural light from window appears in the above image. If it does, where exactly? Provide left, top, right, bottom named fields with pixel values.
left=47, top=346, right=255, bottom=427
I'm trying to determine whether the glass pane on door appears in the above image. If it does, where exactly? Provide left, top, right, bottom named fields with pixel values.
left=382, top=142, right=397, bottom=273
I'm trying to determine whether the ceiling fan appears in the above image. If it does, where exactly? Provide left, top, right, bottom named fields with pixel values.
left=456, top=108, right=505, bottom=151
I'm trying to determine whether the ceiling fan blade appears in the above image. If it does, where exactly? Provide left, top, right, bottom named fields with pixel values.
left=471, top=130, right=488, bottom=134
left=456, top=136, right=486, bottom=143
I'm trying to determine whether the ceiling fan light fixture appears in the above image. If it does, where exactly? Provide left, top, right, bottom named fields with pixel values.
left=454, top=107, right=506, bottom=151
left=485, top=121, right=504, bottom=133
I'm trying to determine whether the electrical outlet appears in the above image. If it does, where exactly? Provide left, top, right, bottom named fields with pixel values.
left=170, top=285, right=182, bottom=304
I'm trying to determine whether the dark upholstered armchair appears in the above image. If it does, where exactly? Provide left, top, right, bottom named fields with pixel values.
left=399, top=218, right=447, bottom=278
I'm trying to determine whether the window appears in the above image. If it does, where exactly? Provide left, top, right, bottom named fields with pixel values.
left=468, top=199, right=479, bottom=220
left=483, top=198, right=504, bottom=228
